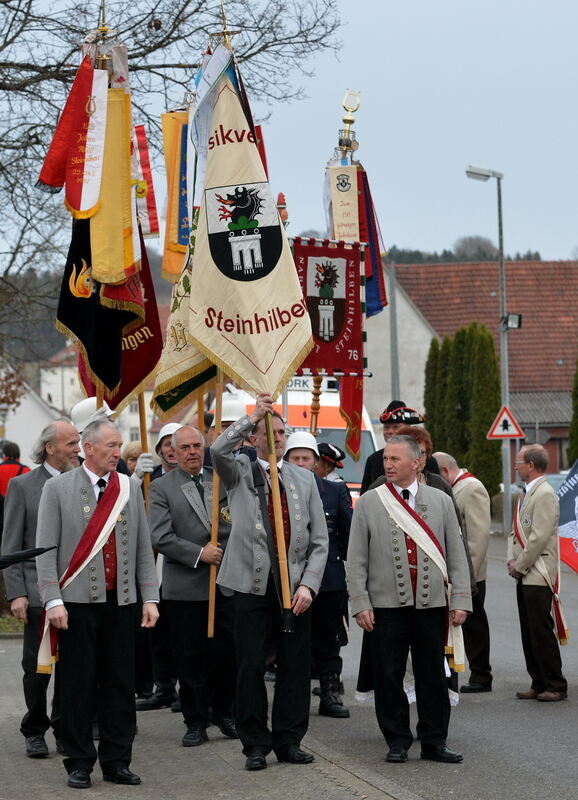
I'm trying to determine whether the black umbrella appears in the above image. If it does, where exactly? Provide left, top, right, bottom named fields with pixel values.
left=0, top=546, right=56, bottom=570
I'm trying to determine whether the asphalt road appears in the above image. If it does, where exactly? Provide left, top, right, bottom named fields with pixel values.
left=0, top=534, right=575, bottom=800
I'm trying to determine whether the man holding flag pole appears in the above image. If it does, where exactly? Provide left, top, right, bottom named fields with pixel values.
left=174, top=7, right=328, bottom=770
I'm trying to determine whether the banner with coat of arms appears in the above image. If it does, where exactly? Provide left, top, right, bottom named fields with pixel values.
left=186, top=72, right=312, bottom=398
left=292, top=237, right=365, bottom=376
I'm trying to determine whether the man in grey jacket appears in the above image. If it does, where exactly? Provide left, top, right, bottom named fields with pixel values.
left=148, top=425, right=236, bottom=747
left=1, top=419, right=80, bottom=758
left=211, top=393, right=328, bottom=772
left=36, top=419, right=159, bottom=790
left=347, top=435, right=471, bottom=765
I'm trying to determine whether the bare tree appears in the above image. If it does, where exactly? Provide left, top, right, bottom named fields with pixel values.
left=453, top=235, right=499, bottom=261
left=0, top=0, right=341, bottom=357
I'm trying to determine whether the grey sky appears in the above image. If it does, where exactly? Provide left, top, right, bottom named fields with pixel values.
left=256, top=0, right=578, bottom=259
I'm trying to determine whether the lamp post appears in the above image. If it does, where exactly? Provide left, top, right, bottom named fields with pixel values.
left=465, top=165, right=512, bottom=534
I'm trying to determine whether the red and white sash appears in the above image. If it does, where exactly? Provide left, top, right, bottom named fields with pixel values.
left=451, top=470, right=477, bottom=487
left=514, top=498, right=569, bottom=645
left=375, top=482, right=466, bottom=671
left=37, top=472, right=130, bottom=673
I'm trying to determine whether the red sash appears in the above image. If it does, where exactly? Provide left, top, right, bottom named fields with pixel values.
left=384, top=481, right=445, bottom=560
left=38, top=472, right=122, bottom=672
left=513, top=497, right=569, bottom=645
left=451, top=471, right=476, bottom=487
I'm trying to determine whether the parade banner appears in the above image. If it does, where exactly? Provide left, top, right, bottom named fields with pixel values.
left=37, top=56, right=106, bottom=218
left=357, top=167, right=388, bottom=317
left=151, top=211, right=217, bottom=419
left=327, top=165, right=359, bottom=242
left=38, top=49, right=140, bottom=286
left=186, top=74, right=312, bottom=397
left=339, top=375, right=364, bottom=459
left=133, top=125, right=159, bottom=237
left=56, top=219, right=144, bottom=394
left=292, top=238, right=364, bottom=375
left=556, top=461, right=578, bottom=574
left=161, top=110, right=189, bottom=281
left=79, top=229, right=162, bottom=411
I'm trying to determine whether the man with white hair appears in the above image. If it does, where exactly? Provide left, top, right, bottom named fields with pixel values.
left=1, top=419, right=80, bottom=758
left=36, top=419, right=159, bottom=789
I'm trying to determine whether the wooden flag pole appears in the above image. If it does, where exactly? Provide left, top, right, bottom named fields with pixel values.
left=138, top=393, right=150, bottom=507
left=310, top=374, right=323, bottom=435
left=265, top=413, right=294, bottom=633
left=207, top=371, right=223, bottom=638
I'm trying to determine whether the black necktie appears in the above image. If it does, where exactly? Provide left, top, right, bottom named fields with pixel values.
left=401, top=489, right=410, bottom=502
left=96, top=478, right=106, bottom=504
left=192, top=474, right=205, bottom=504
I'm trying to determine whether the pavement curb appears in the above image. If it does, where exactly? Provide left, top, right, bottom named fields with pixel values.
left=305, top=733, right=428, bottom=800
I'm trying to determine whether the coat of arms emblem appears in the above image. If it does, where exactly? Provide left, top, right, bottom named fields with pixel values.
left=205, top=182, right=282, bottom=281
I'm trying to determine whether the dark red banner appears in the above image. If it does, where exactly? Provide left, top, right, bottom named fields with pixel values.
left=292, top=238, right=363, bottom=375
left=79, top=231, right=163, bottom=412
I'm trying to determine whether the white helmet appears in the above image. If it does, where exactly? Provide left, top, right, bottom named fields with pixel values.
left=284, top=431, right=319, bottom=457
left=155, top=422, right=183, bottom=453
left=71, top=397, right=113, bottom=433
left=211, top=394, right=247, bottom=425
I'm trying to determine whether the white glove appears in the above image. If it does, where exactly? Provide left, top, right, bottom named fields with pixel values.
left=135, top=452, right=154, bottom=479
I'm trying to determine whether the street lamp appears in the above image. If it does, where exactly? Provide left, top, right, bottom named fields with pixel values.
left=466, top=164, right=512, bottom=534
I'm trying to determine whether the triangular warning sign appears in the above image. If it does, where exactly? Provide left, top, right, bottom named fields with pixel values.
left=487, top=405, right=525, bottom=440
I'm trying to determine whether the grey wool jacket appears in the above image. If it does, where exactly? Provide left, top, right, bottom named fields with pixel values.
left=211, top=415, right=328, bottom=596
left=346, top=483, right=472, bottom=616
left=36, top=466, right=158, bottom=606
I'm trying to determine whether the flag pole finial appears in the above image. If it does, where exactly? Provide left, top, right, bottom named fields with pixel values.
left=335, top=90, right=361, bottom=162
left=98, top=0, right=109, bottom=37
left=220, top=0, right=232, bottom=48
left=212, top=0, right=239, bottom=50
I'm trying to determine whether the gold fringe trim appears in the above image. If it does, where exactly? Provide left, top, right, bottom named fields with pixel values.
left=57, top=319, right=122, bottom=397
left=161, top=269, right=180, bottom=283
left=186, top=334, right=313, bottom=401
left=64, top=198, right=101, bottom=219
left=151, top=367, right=217, bottom=421
left=167, top=242, right=187, bottom=254
left=98, top=285, right=146, bottom=322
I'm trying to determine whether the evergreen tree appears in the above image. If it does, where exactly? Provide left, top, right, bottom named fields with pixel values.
left=432, top=337, right=452, bottom=451
left=423, top=337, right=440, bottom=442
left=445, top=326, right=469, bottom=463
left=467, top=327, right=501, bottom=495
left=567, top=353, right=578, bottom=464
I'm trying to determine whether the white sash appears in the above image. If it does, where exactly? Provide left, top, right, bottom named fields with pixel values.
left=375, top=484, right=465, bottom=671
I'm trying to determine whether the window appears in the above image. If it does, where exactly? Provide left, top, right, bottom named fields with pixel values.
left=129, top=400, right=138, bottom=414
left=129, top=427, right=140, bottom=442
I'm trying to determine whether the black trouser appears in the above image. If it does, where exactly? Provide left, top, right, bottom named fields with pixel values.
left=462, top=580, right=492, bottom=687
left=311, top=590, right=346, bottom=676
left=165, top=591, right=236, bottom=728
left=58, top=593, right=136, bottom=775
left=516, top=582, right=567, bottom=694
left=20, top=606, right=60, bottom=739
left=372, top=606, right=449, bottom=750
left=234, top=579, right=312, bottom=756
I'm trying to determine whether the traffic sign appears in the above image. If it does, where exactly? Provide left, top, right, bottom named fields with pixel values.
left=486, top=405, right=525, bottom=440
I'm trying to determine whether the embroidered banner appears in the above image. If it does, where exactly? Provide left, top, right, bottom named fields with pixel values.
left=186, top=73, right=312, bottom=397
left=292, top=237, right=364, bottom=375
